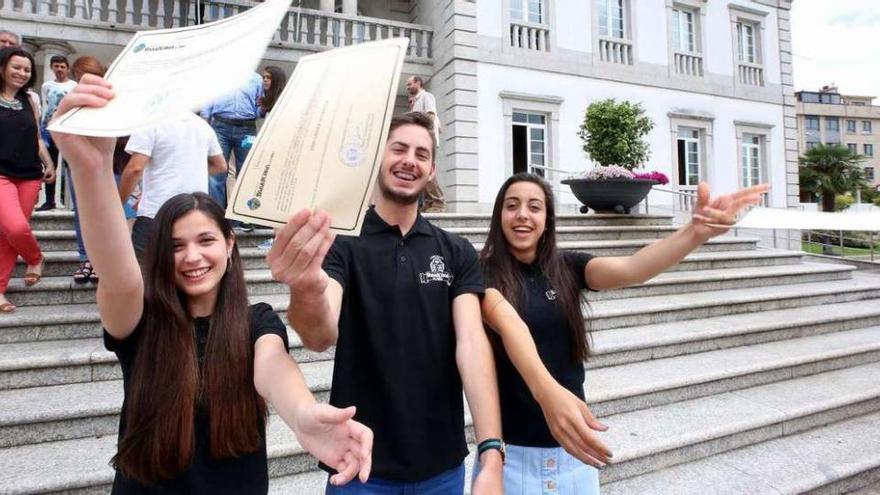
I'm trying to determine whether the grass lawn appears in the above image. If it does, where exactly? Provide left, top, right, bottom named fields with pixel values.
left=802, top=242, right=878, bottom=257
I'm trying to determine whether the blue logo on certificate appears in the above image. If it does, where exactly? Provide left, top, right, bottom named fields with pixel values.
left=247, top=198, right=261, bottom=210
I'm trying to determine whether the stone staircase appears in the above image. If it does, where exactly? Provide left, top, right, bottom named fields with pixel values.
left=2, top=211, right=879, bottom=494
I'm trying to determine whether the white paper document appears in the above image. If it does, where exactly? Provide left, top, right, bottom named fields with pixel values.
left=226, top=38, right=408, bottom=236
left=48, top=0, right=291, bottom=136
left=733, top=208, right=880, bottom=231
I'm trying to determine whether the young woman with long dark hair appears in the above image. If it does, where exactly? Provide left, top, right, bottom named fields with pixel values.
left=0, top=47, right=56, bottom=313
left=259, top=65, right=286, bottom=116
left=51, top=74, right=373, bottom=494
left=478, top=173, right=766, bottom=493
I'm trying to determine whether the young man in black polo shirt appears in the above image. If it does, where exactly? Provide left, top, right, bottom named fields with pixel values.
left=267, top=112, right=504, bottom=493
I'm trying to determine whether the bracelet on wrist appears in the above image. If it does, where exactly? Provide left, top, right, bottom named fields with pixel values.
left=477, top=438, right=505, bottom=464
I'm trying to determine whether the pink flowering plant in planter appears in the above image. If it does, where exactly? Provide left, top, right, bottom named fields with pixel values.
left=632, top=170, right=669, bottom=185
left=563, top=98, right=663, bottom=213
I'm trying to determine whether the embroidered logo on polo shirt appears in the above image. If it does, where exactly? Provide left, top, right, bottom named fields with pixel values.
left=419, top=255, right=453, bottom=286
left=545, top=289, right=557, bottom=301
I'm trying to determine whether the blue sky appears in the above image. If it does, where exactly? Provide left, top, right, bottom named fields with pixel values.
left=791, top=0, right=880, bottom=98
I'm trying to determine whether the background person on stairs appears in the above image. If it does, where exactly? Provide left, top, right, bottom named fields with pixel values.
left=268, top=112, right=504, bottom=494
left=35, top=54, right=76, bottom=211
left=478, top=172, right=767, bottom=494
left=0, top=47, right=55, bottom=314
left=120, top=111, right=227, bottom=263
left=50, top=74, right=375, bottom=494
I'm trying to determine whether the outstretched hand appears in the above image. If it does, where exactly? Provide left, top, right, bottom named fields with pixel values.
left=691, top=182, right=769, bottom=240
left=48, top=74, right=117, bottom=174
left=294, top=404, right=372, bottom=486
left=539, top=383, right=612, bottom=468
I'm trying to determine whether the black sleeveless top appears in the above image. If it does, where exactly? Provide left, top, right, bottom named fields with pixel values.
left=0, top=93, right=42, bottom=180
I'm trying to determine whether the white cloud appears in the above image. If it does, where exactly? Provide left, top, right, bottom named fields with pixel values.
left=791, top=0, right=880, bottom=97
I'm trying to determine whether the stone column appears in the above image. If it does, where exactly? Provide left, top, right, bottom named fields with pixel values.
left=319, top=0, right=333, bottom=12
left=342, top=0, right=356, bottom=15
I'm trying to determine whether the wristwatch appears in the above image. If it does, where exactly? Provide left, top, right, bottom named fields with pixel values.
left=477, top=438, right=506, bottom=464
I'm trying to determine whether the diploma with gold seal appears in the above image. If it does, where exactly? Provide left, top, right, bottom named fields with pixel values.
left=226, top=38, right=408, bottom=236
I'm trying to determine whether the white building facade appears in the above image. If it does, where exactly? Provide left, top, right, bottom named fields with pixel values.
left=465, top=0, right=797, bottom=213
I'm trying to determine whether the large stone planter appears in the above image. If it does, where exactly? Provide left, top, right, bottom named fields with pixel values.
left=561, top=178, right=658, bottom=214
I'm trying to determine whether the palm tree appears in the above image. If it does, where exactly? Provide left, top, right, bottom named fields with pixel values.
left=798, top=144, right=867, bottom=211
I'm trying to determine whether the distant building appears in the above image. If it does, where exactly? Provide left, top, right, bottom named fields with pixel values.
left=796, top=85, right=880, bottom=186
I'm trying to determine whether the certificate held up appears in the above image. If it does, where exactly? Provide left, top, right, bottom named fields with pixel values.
left=226, top=39, right=409, bottom=237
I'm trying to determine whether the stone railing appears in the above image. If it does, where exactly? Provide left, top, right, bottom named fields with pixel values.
left=738, top=61, right=764, bottom=86
left=673, top=51, right=703, bottom=77
left=1, top=0, right=433, bottom=62
left=598, top=36, right=633, bottom=65
left=509, top=20, right=549, bottom=52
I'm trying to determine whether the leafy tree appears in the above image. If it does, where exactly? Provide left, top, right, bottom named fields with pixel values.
left=578, top=99, right=654, bottom=169
left=798, top=144, right=866, bottom=211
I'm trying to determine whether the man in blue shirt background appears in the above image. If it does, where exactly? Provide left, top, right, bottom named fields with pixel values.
left=200, top=72, right=263, bottom=215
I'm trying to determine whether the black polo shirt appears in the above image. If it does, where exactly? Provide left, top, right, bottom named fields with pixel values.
left=489, top=251, right=594, bottom=447
left=321, top=207, right=484, bottom=482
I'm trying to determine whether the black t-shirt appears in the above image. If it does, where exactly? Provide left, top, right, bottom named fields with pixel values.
left=103, top=302, right=288, bottom=495
left=322, top=207, right=484, bottom=481
left=0, top=94, right=42, bottom=180
left=489, top=251, right=594, bottom=447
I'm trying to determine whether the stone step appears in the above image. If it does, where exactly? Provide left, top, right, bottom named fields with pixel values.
left=587, top=299, right=880, bottom=369
left=4, top=327, right=879, bottom=447
left=27, top=211, right=674, bottom=232
left=2, top=276, right=876, bottom=346
left=13, top=237, right=758, bottom=278
left=33, top=225, right=687, bottom=252
left=662, top=249, right=803, bottom=273
left=3, top=270, right=288, bottom=308
left=587, top=276, right=880, bottom=331
left=586, top=326, right=880, bottom=417
left=598, top=364, right=880, bottom=485
left=590, top=262, right=855, bottom=301
left=602, top=408, right=880, bottom=494
left=2, top=256, right=829, bottom=311
left=3, top=362, right=878, bottom=494
left=0, top=327, right=333, bottom=392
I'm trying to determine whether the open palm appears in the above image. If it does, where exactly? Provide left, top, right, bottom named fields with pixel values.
left=691, top=182, right=769, bottom=240
left=294, top=404, right=372, bottom=486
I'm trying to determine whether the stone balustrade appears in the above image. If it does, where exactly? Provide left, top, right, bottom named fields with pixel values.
left=1, top=0, right=433, bottom=62
left=673, top=51, right=703, bottom=77
left=598, top=36, right=633, bottom=65
left=509, top=20, right=549, bottom=52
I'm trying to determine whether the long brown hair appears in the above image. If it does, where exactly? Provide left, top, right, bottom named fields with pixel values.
left=260, top=65, right=286, bottom=114
left=480, top=173, right=591, bottom=362
left=113, top=193, right=267, bottom=484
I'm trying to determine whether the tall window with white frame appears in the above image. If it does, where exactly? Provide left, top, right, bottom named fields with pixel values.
left=596, top=0, right=632, bottom=65
left=512, top=112, right=548, bottom=178
left=511, top=0, right=542, bottom=23
left=672, top=7, right=695, bottom=52
left=671, top=5, right=703, bottom=77
left=510, top=0, right=548, bottom=51
left=677, top=128, right=701, bottom=188
left=735, top=18, right=763, bottom=86
left=741, top=134, right=762, bottom=188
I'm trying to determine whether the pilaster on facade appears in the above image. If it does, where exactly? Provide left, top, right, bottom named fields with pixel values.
left=775, top=0, right=798, bottom=209
left=415, top=0, right=481, bottom=212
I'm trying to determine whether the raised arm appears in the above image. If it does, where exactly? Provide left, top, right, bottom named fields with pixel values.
left=586, top=182, right=768, bottom=290
left=253, top=334, right=371, bottom=485
left=452, top=293, right=503, bottom=494
left=49, top=76, right=144, bottom=338
left=266, top=209, right=340, bottom=351
left=481, top=289, right=611, bottom=467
